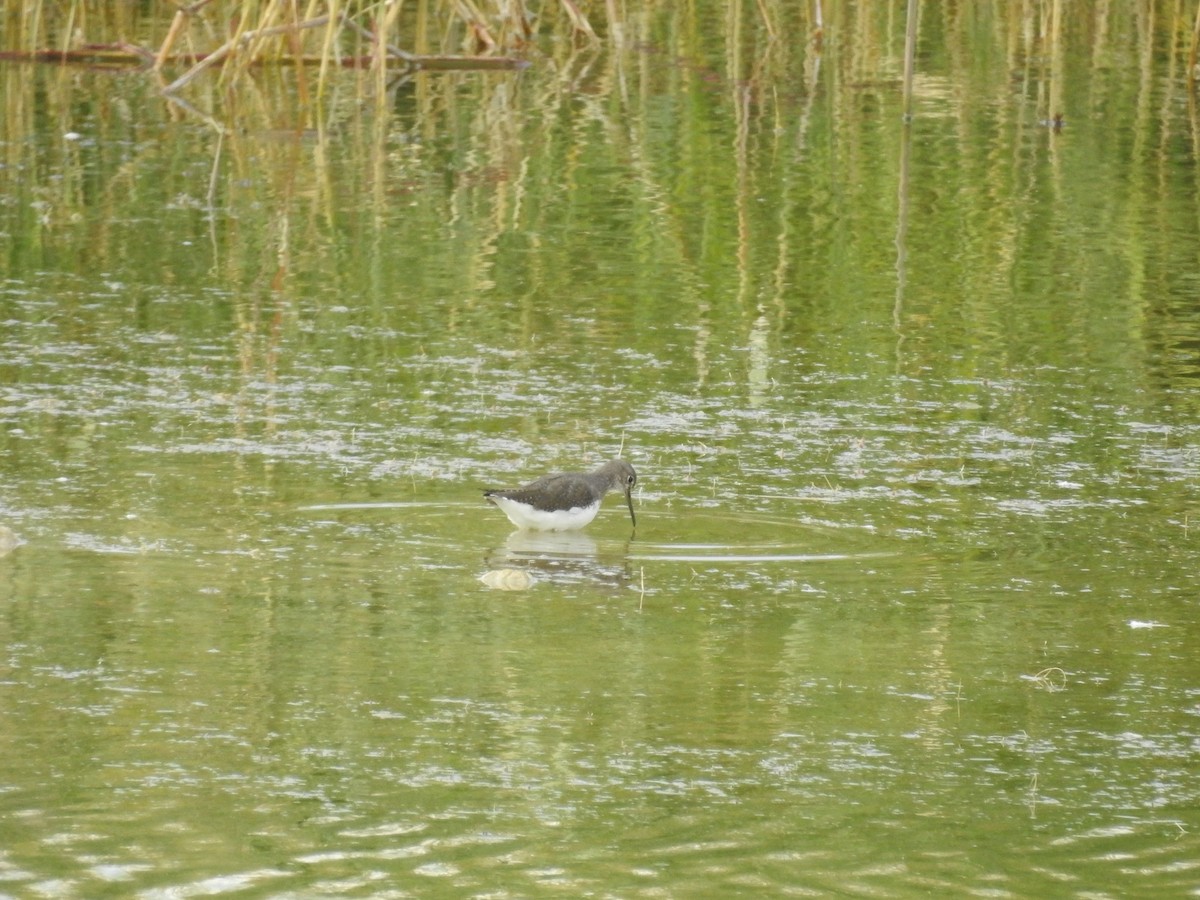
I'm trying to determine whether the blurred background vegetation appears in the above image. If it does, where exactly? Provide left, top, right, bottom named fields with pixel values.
left=2, top=1, right=1199, bottom=392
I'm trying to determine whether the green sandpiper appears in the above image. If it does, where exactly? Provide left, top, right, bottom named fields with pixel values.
left=484, top=459, right=638, bottom=531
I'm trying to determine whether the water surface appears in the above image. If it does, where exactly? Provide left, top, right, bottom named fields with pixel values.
left=2, top=5, right=1200, bottom=896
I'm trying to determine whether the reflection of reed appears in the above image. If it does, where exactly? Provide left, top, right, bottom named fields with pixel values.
left=4, top=2, right=1200, bottom=392
left=901, top=0, right=919, bottom=122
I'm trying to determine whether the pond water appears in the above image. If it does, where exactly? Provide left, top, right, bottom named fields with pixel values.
left=3, top=5, right=1200, bottom=897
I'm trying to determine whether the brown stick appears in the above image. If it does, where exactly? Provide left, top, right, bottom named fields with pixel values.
left=0, top=46, right=527, bottom=72
left=161, top=14, right=334, bottom=93
left=1190, top=1, right=1200, bottom=86
left=155, top=8, right=194, bottom=71
left=559, top=0, right=599, bottom=43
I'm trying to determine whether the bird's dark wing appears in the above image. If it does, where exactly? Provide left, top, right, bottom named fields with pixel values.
left=485, top=472, right=595, bottom=510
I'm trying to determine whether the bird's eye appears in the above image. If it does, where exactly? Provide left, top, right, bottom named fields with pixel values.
left=627, top=474, right=636, bottom=486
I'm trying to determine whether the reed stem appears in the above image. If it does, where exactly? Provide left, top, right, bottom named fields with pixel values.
left=901, top=0, right=919, bottom=120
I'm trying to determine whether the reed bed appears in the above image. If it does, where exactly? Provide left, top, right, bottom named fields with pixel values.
left=4, top=1, right=1198, bottom=389
left=4, top=2, right=1199, bottom=98
left=1, top=0, right=567, bottom=79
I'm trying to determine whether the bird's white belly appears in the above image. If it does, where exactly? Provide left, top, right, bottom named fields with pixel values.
left=490, top=496, right=601, bottom=531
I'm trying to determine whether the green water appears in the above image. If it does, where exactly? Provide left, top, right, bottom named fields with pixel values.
left=2, top=6, right=1200, bottom=897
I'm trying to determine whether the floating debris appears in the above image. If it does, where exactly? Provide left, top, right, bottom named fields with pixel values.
left=1021, top=667, right=1067, bottom=692
left=479, top=568, right=535, bottom=591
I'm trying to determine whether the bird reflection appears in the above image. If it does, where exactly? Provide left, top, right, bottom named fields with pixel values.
left=484, top=529, right=632, bottom=589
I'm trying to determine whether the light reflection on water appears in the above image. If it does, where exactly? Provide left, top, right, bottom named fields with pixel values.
left=3, top=483, right=1198, bottom=896
left=8, top=532, right=1182, bottom=832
